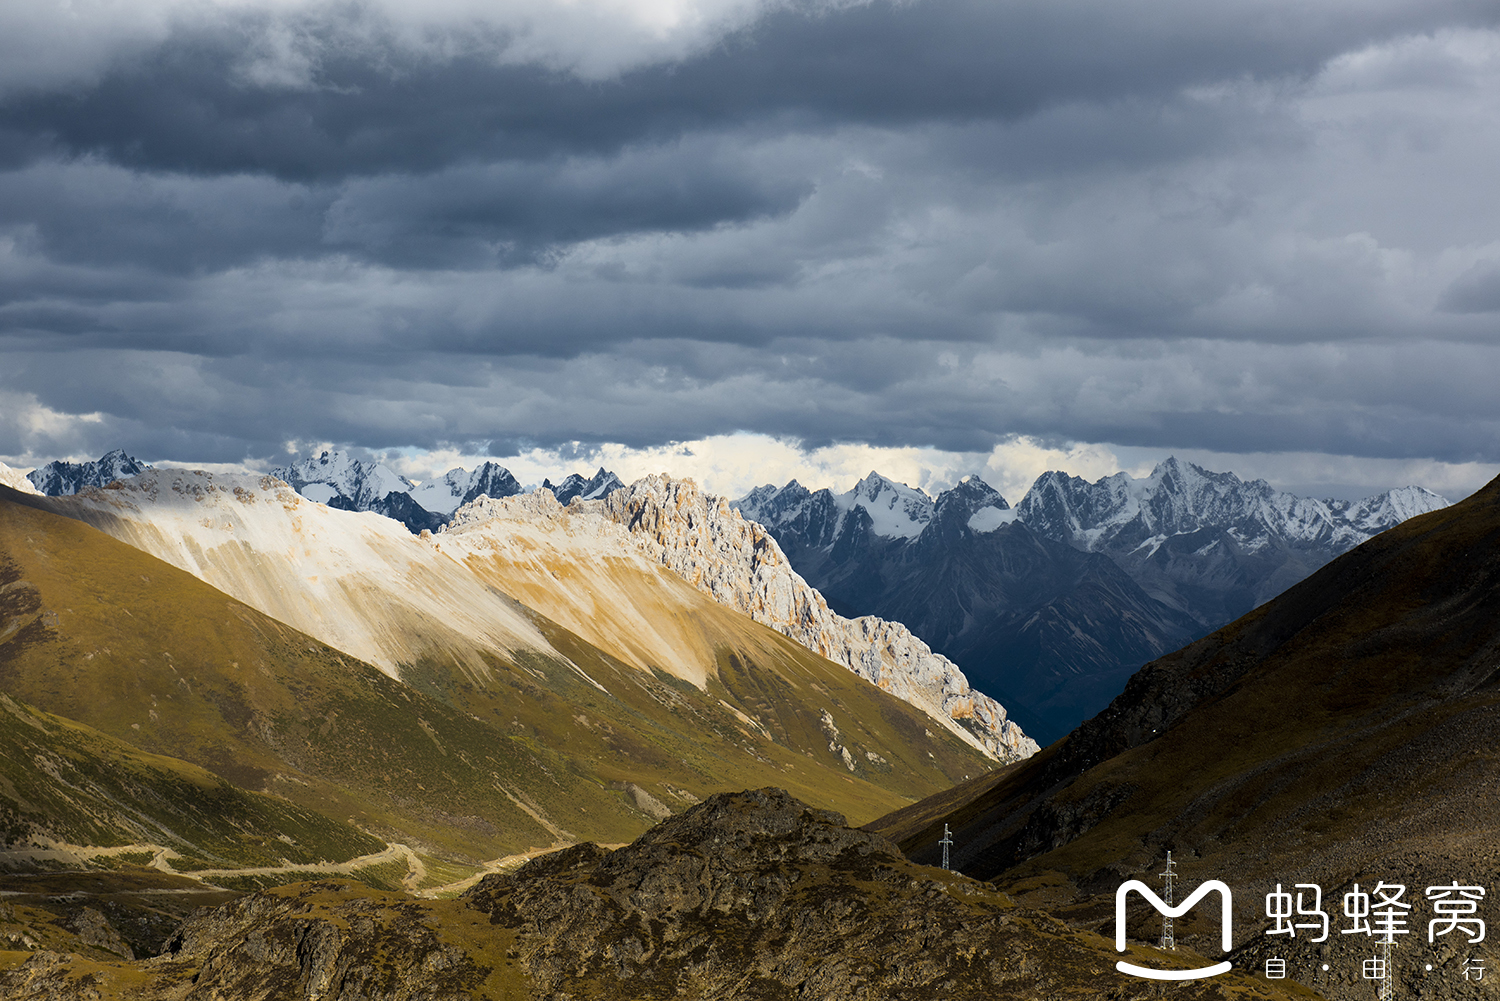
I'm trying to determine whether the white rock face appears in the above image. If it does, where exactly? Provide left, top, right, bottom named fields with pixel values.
left=585, top=475, right=1037, bottom=762
left=28, top=469, right=560, bottom=681
left=443, top=488, right=727, bottom=689
left=0, top=462, right=40, bottom=495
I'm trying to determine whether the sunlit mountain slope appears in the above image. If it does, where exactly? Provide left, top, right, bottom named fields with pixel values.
left=445, top=481, right=1034, bottom=761
left=17, top=469, right=559, bottom=681
left=0, top=692, right=383, bottom=875
left=1, top=484, right=998, bottom=877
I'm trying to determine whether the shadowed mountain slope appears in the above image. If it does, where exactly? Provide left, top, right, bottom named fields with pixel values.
left=869, top=473, right=1500, bottom=999
left=742, top=474, right=1200, bottom=743
left=740, top=462, right=1447, bottom=744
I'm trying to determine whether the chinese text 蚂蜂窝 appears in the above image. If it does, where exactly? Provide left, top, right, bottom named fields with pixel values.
left=1265, top=882, right=1485, bottom=944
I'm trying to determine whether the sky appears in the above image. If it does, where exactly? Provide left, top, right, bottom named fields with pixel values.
left=2, top=0, right=1498, bottom=502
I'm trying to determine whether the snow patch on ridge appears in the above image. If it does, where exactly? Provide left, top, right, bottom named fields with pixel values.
left=966, top=506, right=1017, bottom=533
left=298, top=483, right=339, bottom=505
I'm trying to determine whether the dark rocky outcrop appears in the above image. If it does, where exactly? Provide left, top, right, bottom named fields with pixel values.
left=463, top=788, right=1291, bottom=1000
left=0, top=790, right=1308, bottom=1000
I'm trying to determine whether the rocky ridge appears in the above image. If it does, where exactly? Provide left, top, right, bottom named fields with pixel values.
left=466, top=788, right=1070, bottom=1001
left=0, top=789, right=1300, bottom=1001
left=446, top=479, right=1035, bottom=762
left=591, top=476, right=1036, bottom=761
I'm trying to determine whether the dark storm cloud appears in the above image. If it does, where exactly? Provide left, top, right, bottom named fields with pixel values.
left=3, top=0, right=1493, bottom=181
left=0, top=0, right=1497, bottom=478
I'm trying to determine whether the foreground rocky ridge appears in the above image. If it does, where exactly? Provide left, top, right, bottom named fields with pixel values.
left=448, top=476, right=1035, bottom=762
left=1, top=790, right=1304, bottom=1000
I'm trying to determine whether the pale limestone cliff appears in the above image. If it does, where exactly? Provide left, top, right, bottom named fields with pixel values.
left=583, top=475, right=1036, bottom=762
left=0, top=462, right=40, bottom=495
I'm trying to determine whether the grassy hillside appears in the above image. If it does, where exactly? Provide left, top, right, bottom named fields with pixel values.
left=1, top=487, right=994, bottom=884
left=0, top=692, right=381, bottom=870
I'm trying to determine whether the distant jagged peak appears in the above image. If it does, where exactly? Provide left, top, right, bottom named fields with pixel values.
left=1337, top=484, right=1451, bottom=529
left=732, top=478, right=819, bottom=528
left=836, top=472, right=935, bottom=539
left=930, top=474, right=1016, bottom=536
left=26, top=448, right=151, bottom=496
left=541, top=466, right=624, bottom=504
left=271, top=449, right=415, bottom=510
left=410, top=460, right=523, bottom=515
left=933, top=474, right=1007, bottom=513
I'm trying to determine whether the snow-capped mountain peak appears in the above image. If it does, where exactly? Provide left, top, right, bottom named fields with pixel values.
left=27, top=449, right=151, bottom=496
left=409, top=461, right=523, bottom=515
left=929, top=475, right=1015, bottom=535
left=542, top=467, right=625, bottom=504
left=835, top=472, right=934, bottom=540
left=272, top=450, right=415, bottom=510
left=1340, top=485, right=1450, bottom=532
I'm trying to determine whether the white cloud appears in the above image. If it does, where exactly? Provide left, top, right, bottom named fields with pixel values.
left=383, top=432, right=1131, bottom=501
left=0, top=390, right=106, bottom=470
left=382, top=433, right=1498, bottom=508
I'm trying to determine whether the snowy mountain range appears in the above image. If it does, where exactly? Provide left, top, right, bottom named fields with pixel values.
left=1015, top=456, right=1448, bottom=558
left=735, top=458, right=1449, bottom=741
left=25, top=449, right=151, bottom=496
left=15, top=447, right=1449, bottom=744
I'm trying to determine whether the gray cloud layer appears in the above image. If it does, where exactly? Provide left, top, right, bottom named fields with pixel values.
left=1, top=0, right=1498, bottom=474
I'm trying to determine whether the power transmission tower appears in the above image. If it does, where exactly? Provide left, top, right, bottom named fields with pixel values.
left=1378, top=938, right=1393, bottom=1001
left=939, top=824, right=953, bottom=871
left=1160, top=852, right=1177, bottom=951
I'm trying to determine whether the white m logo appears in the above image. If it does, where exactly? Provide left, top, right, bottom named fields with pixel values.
left=1114, top=879, right=1234, bottom=980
